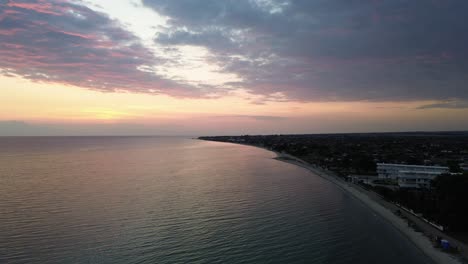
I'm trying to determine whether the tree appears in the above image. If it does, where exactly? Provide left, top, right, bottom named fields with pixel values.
left=352, top=154, right=376, bottom=174
left=447, top=160, right=463, bottom=173
left=432, top=173, right=468, bottom=231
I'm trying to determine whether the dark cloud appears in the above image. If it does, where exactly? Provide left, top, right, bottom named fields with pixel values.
left=2, top=0, right=468, bottom=102
left=145, top=0, right=468, bottom=102
left=417, top=100, right=468, bottom=110
left=0, top=0, right=200, bottom=97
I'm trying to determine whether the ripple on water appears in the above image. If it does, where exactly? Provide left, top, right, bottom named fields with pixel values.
left=0, top=137, right=434, bottom=264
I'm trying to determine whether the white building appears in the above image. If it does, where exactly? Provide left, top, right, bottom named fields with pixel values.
left=377, top=163, right=449, bottom=188
left=460, top=163, right=468, bottom=172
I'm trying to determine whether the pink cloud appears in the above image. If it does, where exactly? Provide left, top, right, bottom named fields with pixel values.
left=6, top=0, right=66, bottom=16
left=0, top=0, right=202, bottom=98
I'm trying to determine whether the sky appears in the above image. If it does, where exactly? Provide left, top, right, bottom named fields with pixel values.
left=1, top=0, right=468, bottom=136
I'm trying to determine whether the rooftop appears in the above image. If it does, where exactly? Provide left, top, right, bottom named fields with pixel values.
left=377, top=163, right=449, bottom=170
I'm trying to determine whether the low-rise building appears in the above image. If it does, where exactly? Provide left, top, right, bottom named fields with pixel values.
left=460, top=163, right=468, bottom=172
left=348, top=175, right=376, bottom=185
left=377, top=163, right=449, bottom=188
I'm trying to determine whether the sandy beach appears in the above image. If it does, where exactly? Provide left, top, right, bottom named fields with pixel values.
left=271, top=151, right=464, bottom=264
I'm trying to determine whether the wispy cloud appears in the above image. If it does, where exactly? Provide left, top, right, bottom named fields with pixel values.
left=417, top=100, right=468, bottom=109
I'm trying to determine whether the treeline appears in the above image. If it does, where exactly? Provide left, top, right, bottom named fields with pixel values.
left=200, top=133, right=468, bottom=177
left=372, top=173, right=468, bottom=232
left=200, top=133, right=468, bottom=231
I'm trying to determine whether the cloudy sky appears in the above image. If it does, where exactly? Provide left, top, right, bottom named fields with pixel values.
left=1, top=0, right=467, bottom=135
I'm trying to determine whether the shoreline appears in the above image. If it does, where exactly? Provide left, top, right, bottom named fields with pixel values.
left=207, top=140, right=464, bottom=264
left=272, top=153, right=461, bottom=264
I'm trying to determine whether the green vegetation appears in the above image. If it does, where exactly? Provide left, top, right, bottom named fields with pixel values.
left=432, top=173, right=468, bottom=231
left=371, top=173, right=468, bottom=232
left=447, top=160, right=463, bottom=173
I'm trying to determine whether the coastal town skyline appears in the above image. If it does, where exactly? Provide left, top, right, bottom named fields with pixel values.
left=1, top=0, right=468, bottom=135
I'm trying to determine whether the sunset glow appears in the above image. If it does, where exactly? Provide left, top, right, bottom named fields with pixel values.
left=1, top=0, right=468, bottom=135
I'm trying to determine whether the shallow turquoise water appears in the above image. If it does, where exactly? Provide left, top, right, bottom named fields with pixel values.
left=0, top=137, right=433, bottom=263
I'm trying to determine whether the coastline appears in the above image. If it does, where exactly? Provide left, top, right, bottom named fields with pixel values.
left=207, top=140, right=464, bottom=264
left=272, top=152, right=462, bottom=264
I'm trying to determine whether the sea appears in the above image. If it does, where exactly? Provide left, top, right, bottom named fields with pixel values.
left=0, top=137, right=434, bottom=264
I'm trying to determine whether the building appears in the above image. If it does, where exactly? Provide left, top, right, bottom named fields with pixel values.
left=347, top=175, right=376, bottom=185
left=377, top=163, right=449, bottom=188
left=460, top=163, right=468, bottom=172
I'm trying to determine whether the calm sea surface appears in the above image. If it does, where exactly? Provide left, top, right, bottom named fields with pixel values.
left=0, top=137, right=433, bottom=264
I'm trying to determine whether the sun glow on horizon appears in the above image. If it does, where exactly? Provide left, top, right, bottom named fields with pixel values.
left=2, top=74, right=466, bottom=134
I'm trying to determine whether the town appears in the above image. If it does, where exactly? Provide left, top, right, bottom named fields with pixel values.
left=200, top=132, right=468, bottom=244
